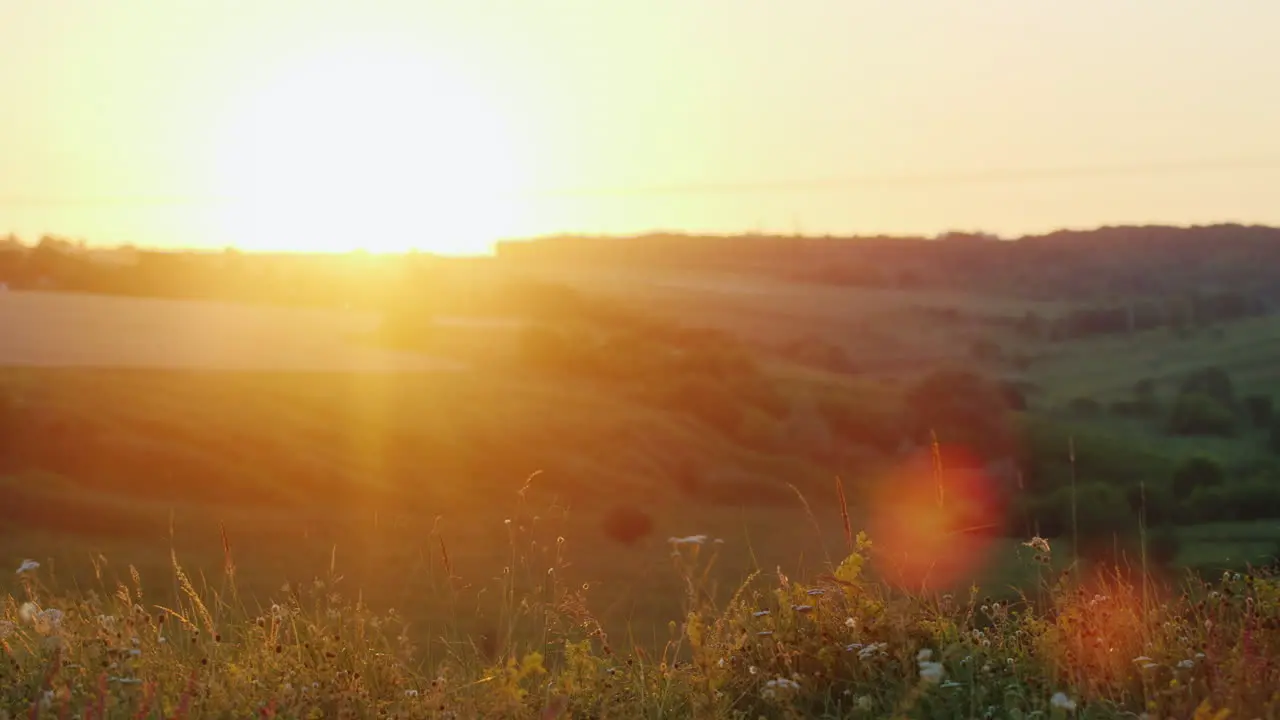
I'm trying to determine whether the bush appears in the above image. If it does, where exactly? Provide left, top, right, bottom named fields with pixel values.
left=1068, top=397, right=1102, bottom=417
left=600, top=505, right=655, bottom=546
left=1168, top=393, right=1236, bottom=437
left=1179, top=366, right=1236, bottom=410
left=1245, top=394, right=1274, bottom=428
left=1184, top=485, right=1239, bottom=523
left=1172, top=454, right=1226, bottom=502
left=1272, top=420, right=1280, bottom=455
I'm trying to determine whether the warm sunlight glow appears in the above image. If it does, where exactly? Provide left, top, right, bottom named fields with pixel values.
left=866, top=446, right=1003, bottom=593
left=209, top=47, right=528, bottom=254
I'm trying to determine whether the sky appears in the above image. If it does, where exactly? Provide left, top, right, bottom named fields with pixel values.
left=1, top=0, right=1278, bottom=254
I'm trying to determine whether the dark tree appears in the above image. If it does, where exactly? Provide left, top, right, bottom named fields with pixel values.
left=1172, top=455, right=1226, bottom=502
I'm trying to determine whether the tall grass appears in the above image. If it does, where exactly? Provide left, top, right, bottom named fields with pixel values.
left=3, top=488, right=1280, bottom=719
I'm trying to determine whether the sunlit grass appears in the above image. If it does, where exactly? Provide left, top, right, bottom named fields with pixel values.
left=4, top=504, right=1279, bottom=718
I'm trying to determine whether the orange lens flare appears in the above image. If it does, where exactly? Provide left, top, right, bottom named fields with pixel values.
left=866, top=445, right=1004, bottom=593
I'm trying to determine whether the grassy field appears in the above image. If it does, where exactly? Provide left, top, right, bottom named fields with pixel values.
left=0, top=290, right=464, bottom=372
left=2, top=277, right=1279, bottom=715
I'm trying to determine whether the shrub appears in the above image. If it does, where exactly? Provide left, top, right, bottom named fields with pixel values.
left=1185, top=485, right=1239, bottom=523
left=600, top=504, right=654, bottom=546
left=1172, top=454, right=1226, bottom=502
left=1068, top=397, right=1102, bottom=417
left=1245, top=394, right=1274, bottom=428
left=1179, top=366, right=1236, bottom=410
left=903, top=368, right=1016, bottom=459
left=1168, top=393, right=1236, bottom=437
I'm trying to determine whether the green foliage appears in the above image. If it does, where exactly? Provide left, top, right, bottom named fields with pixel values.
left=1272, top=419, right=1280, bottom=455
left=1168, top=392, right=1237, bottom=437
left=1067, top=396, right=1102, bottom=417
left=1179, top=366, right=1236, bottom=410
left=7, top=529, right=1280, bottom=718
left=1244, top=394, right=1274, bottom=428
left=1172, top=455, right=1227, bottom=503
left=903, top=368, right=1016, bottom=460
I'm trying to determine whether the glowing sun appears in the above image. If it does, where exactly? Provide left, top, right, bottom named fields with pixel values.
left=210, top=48, right=528, bottom=254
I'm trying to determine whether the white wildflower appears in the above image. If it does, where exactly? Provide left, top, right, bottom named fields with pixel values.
left=757, top=631, right=774, bottom=637
left=792, top=604, right=814, bottom=613
left=405, top=689, right=419, bottom=698
left=855, top=695, right=873, bottom=711
left=15, top=559, right=40, bottom=574
left=1050, top=692, right=1077, bottom=711
left=0, top=620, right=13, bottom=639
left=668, top=535, right=708, bottom=546
left=762, top=676, right=800, bottom=699
left=845, top=617, right=856, bottom=629
left=917, top=648, right=934, bottom=662
left=752, top=610, right=771, bottom=618
left=918, top=660, right=944, bottom=684
left=806, top=588, right=825, bottom=596
left=1177, top=659, right=1195, bottom=669
left=19, top=602, right=38, bottom=623
left=765, top=677, right=800, bottom=691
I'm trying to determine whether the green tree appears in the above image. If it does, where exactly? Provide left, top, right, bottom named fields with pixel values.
left=1168, top=393, right=1236, bottom=437
left=1179, top=366, right=1236, bottom=410
left=1244, top=395, right=1274, bottom=428
left=1172, top=455, right=1226, bottom=503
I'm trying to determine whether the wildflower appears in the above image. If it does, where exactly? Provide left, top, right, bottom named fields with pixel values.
left=757, top=631, right=774, bottom=637
left=845, top=617, right=856, bottom=629
left=18, top=602, right=37, bottom=623
left=15, top=559, right=39, bottom=574
left=806, top=588, right=825, bottom=596
left=1023, top=536, right=1051, bottom=554
left=748, top=665, right=758, bottom=675
left=917, top=648, right=934, bottom=662
left=918, top=661, right=944, bottom=684
left=1050, top=692, right=1077, bottom=711
left=855, top=695, right=873, bottom=711
left=752, top=610, right=771, bottom=618
left=405, top=689, right=419, bottom=698
left=766, top=677, right=799, bottom=690
left=792, top=604, right=814, bottom=613
left=668, top=535, right=708, bottom=546
left=714, top=538, right=725, bottom=544
left=1177, top=659, right=1195, bottom=669
left=0, top=619, right=12, bottom=638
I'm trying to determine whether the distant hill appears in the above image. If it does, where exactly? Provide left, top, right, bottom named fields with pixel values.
left=494, top=224, right=1280, bottom=302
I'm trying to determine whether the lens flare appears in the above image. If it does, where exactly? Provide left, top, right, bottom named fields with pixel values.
left=865, top=445, right=1004, bottom=593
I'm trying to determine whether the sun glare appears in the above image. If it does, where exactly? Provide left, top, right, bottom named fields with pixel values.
left=209, top=48, right=528, bottom=255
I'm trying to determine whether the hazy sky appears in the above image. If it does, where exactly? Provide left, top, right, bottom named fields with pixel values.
left=2, top=0, right=1278, bottom=253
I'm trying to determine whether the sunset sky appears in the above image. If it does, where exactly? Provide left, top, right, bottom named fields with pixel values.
left=2, top=0, right=1278, bottom=254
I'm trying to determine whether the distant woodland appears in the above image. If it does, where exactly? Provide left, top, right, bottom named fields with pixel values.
left=3, top=225, right=1277, bottom=342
